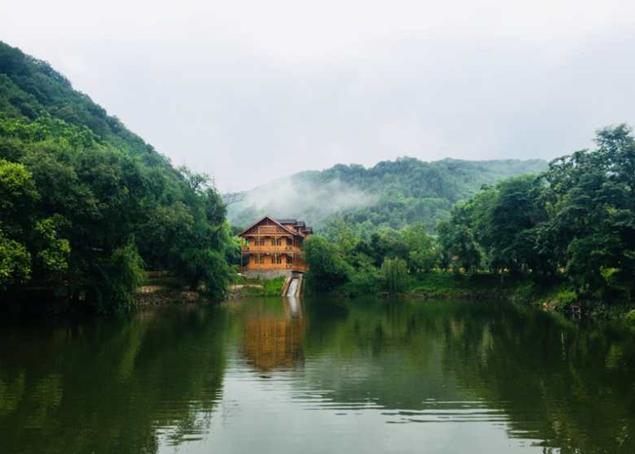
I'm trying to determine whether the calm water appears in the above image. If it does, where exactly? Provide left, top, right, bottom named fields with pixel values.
left=1, top=297, right=635, bottom=454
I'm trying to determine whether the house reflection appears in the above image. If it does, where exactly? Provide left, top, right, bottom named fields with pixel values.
left=242, top=297, right=305, bottom=372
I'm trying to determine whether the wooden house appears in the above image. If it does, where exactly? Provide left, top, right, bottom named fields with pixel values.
left=238, top=216, right=313, bottom=274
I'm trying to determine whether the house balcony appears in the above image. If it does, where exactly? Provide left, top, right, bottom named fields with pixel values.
left=241, top=262, right=308, bottom=273
left=242, top=245, right=303, bottom=254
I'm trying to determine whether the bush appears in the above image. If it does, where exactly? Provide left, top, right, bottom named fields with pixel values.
left=345, top=263, right=381, bottom=296
left=0, top=230, right=31, bottom=289
left=304, top=236, right=350, bottom=292
left=381, top=257, right=409, bottom=293
left=90, top=242, right=145, bottom=313
left=550, top=289, right=578, bottom=311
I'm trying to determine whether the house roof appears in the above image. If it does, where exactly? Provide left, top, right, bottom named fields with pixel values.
left=238, top=216, right=300, bottom=237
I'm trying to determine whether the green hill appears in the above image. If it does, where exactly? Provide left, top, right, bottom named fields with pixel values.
left=0, top=41, right=234, bottom=311
left=226, top=157, right=547, bottom=234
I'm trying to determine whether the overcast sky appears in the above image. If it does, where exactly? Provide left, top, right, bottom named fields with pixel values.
left=2, top=0, right=635, bottom=191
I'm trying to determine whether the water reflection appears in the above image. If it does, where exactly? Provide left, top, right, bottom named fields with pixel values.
left=1, top=297, right=634, bottom=453
left=241, top=297, right=305, bottom=372
left=0, top=306, right=227, bottom=454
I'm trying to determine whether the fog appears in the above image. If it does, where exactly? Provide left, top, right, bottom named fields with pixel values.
left=227, top=176, right=378, bottom=227
left=2, top=0, right=635, bottom=191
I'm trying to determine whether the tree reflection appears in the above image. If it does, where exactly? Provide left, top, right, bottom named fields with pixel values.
left=1, top=298, right=635, bottom=453
left=300, top=297, right=635, bottom=453
left=0, top=306, right=227, bottom=454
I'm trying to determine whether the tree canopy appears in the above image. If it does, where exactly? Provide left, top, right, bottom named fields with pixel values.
left=0, top=41, right=236, bottom=311
left=439, top=125, right=635, bottom=303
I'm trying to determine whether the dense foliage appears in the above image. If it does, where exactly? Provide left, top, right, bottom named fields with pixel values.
left=439, top=125, right=635, bottom=305
left=304, top=125, right=635, bottom=309
left=0, top=42, right=236, bottom=311
left=304, top=222, right=438, bottom=294
left=227, top=157, right=547, bottom=235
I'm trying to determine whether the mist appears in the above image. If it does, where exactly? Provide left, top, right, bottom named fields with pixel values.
left=227, top=175, right=378, bottom=227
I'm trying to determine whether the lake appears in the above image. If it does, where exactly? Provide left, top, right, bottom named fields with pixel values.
left=1, top=296, right=634, bottom=453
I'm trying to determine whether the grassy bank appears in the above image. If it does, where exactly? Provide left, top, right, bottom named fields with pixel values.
left=228, top=276, right=286, bottom=298
left=407, top=272, right=519, bottom=299
left=406, top=272, right=635, bottom=323
left=135, top=272, right=288, bottom=304
left=135, top=271, right=217, bottom=306
left=314, top=269, right=635, bottom=323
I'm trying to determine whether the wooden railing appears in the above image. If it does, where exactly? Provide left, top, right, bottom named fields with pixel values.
left=242, top=263, right=307, bottom=272
left=243, top=245, right=302, bottom=253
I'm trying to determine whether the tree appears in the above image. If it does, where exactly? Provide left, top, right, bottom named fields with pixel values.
left=471, top=176, right=549, bottom=275
left=438, top=207, right=482, bottom=274
left=0, top=229, right=30, bottom=290
left=542, top=125, right=635, bottom=300
left=304, top=235, right=350, bottom=291
left=401, top=223, right=438, bottom=273
left=381, top=257, right=409, bottom=293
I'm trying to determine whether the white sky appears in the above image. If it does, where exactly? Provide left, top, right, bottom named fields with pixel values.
left=2, top=0, right=635, bottom=190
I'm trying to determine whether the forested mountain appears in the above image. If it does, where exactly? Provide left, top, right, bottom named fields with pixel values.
left=226, top=157, right=547, bottom=234
left=0, top=41, right=235, bottom=311
left=300, top=125, right=635, bottom=308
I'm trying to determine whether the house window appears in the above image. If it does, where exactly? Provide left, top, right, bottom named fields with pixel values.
left=286, top=255, right=293, bottom=264
left=286, top=238, right=292, bottom=246
left=275, top=254, right=282, bottom=264
left=259, top=255, right=265, bottom=264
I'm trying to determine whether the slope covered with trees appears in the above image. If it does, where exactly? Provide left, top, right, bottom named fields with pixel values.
left=303, top=126, right=635, bottom=312
left=227, top=157, right=547, bottom=235
left=439, top=125, right=635, bottom=306
left=0, top=41, right=237, bottom=312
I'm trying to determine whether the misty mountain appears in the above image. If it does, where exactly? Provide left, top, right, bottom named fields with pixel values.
left=226, top=157, right=547, bottom=232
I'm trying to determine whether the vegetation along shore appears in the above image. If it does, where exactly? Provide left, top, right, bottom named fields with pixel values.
left=1, top=41, right=634, bottom=323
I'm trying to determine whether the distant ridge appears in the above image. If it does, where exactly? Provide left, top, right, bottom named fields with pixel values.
left=225, top=157, right=548, bottom=232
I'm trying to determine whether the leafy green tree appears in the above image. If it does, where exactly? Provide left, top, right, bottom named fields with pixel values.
left=401, top=223, right=438, bottom=273
left=438, top=207, right=482, bottom=274
left=33, top=216, right=70, bottom=276
left=304, top=236, right=351, bottom=291
left=381, top=257, right=409, bottom=293
left=469, top=176, right=549, bottom=274
left=0, top=229, right=30, bottom=289
left=89, top=242, right=145, bottom=313
left=542, top=125, right=635, bottom=300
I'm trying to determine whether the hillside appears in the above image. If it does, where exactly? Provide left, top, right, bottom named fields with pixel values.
left=226, top=157, right=547, bottom=233
left=0, top=42, right=234, bottom=311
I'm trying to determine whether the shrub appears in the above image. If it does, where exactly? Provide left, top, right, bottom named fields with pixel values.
left=381, top=257, right=409, bottom=293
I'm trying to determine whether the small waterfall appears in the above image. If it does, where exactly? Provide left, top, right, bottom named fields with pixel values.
left=286, top=278, right=299, bottom=297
